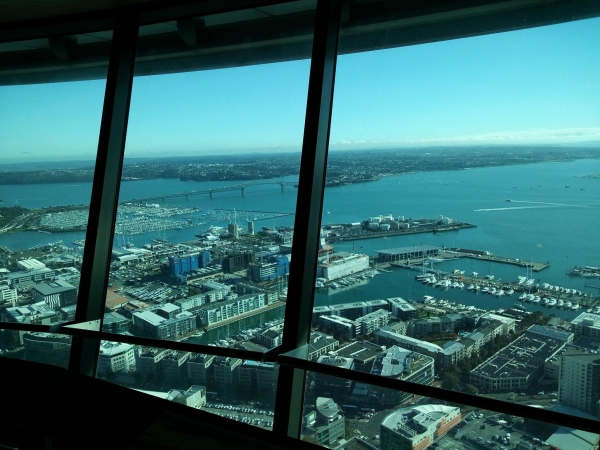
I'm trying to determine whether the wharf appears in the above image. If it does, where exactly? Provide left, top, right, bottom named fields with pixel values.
left=439, top=249, right=549, bottom=272
left=327, top=222, right=476, bottom=243
left=388, top=261, right=600, bottom=308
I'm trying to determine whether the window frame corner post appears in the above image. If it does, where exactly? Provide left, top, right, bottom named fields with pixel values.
left=68, top=13, right=139, bottom=377
left=273, top=0, right=342, bottom=439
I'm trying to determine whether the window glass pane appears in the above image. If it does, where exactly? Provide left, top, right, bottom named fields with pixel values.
left=302, top=370, right=599, bottom=449
left=314, top=1, right=600, bottom=421
left=97, top=340, right=278, bottom=430
left=0, top=31, right=112, bottom=337
left=102, top=3, right=315, bottom=351
left=0, top=331, right=71, bottom=369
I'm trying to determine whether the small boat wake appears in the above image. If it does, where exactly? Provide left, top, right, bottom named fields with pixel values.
left=474, top=200, right=595, bottom=212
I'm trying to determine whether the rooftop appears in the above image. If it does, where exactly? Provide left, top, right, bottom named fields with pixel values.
left=336, top=341, right=383, bottom=364
left=377, top=245, right=439, bottom=256
left=572, top=312, right=600, bottom=329
left=472, top=331, right=565, bottom=380
left=381, top=404, right=460, bottom=438
left=527, top=324, right=573, bottom=342
left=32, top=279, right=76, bottom=296
left=99, top=341, right=135, bottom=356
left=371, top=345, right=413, bottom=378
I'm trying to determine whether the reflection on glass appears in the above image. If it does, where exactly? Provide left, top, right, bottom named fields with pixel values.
left=0, top=331, right=72, bottom=369
left=103, top=4, right=315, bottom=353
left=97, top=340, right=278, bottom=429
left=0, top=31, right=112, bottom=368
left=303, top=371, right=599, bottom=449
left=313, top=0, right=600, bottom=424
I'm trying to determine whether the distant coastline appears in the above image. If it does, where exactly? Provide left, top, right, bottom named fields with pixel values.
left=0, top=145, right=599, bottom=186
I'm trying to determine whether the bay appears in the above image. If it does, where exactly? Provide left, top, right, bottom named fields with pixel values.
left=1, top=158, right=600, bottom=323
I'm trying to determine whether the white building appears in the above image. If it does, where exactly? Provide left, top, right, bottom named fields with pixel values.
left=380, top=404, right=461, bottom=450
left=316, top=253, right=369, bottom=281
left=198, top=293, right=266, bottom=326
left=97, top=341, right=136, bottom=375
left=17, top=259, right=46, bottom=271
left=0, top=281, right=18, bottom=306
left=571, top=312, right=600, bottom=340
left=481, top=313, right=516, bottom=334
left=167, top=385, right=206, bottom=408
left=558, top=349, right=600, bottom=417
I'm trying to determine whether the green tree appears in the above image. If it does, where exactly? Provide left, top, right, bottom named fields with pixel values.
left=442, top=372, right=460, bottom=391
left=464, top=384, right=479, bottom=395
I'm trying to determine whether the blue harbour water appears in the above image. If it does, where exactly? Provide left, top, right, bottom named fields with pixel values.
left=1, top=159, right=600, bottom=325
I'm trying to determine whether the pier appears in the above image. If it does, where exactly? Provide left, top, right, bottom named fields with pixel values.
left=326, top=222, right=476, bottom=243
left=440, top=249, right=550, bottom=272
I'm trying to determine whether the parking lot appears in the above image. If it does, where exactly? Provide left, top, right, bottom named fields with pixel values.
left=445, top=410, right=553, bottom=450
left=199, top=402, right=275, bottom=430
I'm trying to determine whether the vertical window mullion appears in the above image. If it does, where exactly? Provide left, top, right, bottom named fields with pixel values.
left=68, top=13, right=139, bottom=376
left=273, top=0, right=342, bottom=438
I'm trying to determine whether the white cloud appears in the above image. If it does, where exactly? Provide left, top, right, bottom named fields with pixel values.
left=332, top=127, right=600, bottom=148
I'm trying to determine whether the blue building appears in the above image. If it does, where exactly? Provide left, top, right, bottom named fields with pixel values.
left=169, top=251, right=211, bottom=277
left=250, top=255, right=290, bottom=282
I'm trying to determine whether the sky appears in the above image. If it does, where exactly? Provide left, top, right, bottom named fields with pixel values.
left=1, top=15, right=600, bottom=164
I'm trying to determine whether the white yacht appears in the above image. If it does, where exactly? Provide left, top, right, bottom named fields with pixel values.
left=438, top=279, right=451, bottom=288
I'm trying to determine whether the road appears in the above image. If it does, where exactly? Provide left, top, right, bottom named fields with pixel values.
left=0, top=213, right=34, bottom=234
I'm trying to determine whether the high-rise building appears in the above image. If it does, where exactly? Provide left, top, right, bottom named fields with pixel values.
left=558, top=349, right=600, bottom=417
left=303, top=397, right=345, bottom=446
left=31, top=279, right=77, bottom=308
left=97, top=341, right=136, bottom=376
left=0, top=281, right=18, bottom=307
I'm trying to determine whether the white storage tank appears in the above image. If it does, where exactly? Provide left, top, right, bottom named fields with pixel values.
left=380, top=224, right=391, bottom=231
left=370, top=217, right=382, bottom=224
left=369, top=222, right=380, bottom=229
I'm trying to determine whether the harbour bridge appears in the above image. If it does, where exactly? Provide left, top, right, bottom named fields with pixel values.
left=124, top=179, right=298, bottom=203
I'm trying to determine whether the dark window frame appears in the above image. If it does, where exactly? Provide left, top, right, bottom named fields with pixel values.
left=1, top=0, right=599, bottom=441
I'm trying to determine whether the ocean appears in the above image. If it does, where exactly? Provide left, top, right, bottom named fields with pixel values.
left=1, top=158, right=599, bottom=332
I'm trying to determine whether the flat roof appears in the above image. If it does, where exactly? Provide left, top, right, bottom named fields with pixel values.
left=336, top=341, right=383, bottom=363
left=527, top=325, right=573, bottom=342
left=472, top=332, right=565, bottom=380
left=133, top=310, right=166, bottom=326
left=8, top=267, right=53, bottom=279
left=572, top=312, right=600, bottom=328
left=317, top=355, right=354, bottom=369
left=99, top=340, right=135, bottom=356
left=375, top=327, right=443, bottom=354
left=377, top=245, right=439, bottom=256
left=371, top=346, right=413, bottom=378
left=160, top=303, right=180, bottom=313
left=17, top=259, right=46, bottom=271
left=32, top=279, right=76, bottom=295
